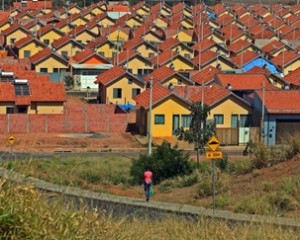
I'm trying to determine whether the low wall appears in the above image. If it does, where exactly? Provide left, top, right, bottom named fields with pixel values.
left=0, top=104, right=128, bottom=134
left=0, top=167, right=299, bottom=228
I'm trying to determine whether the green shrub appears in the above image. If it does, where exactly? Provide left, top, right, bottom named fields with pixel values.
left=285, top=134, right=300, bottom=157
left=214, top=195, right=233, bottom=208
left=158, top=180, right=173, bottom=193
left=235, top=196, right=272, bottom=215
left=268, top=193, right=298, bottom=212
left=216, top=154, right=228, bottom=171
left=227, top=159, right=252, bottom=174
left=130, top=141, right=194, bottom=184
left=176, top=173, right=198, bottom=188
left=251, top=144, right=271, bottom=169
left=197, top=175, right=222, bottom=198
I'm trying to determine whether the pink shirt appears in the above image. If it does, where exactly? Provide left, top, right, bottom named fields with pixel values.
left=144, top=170, right=152, bottom=183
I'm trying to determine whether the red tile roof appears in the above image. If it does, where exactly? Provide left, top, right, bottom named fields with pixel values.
left=94, top=65, right=126, bottom=85
left=216, top=73, right=278, bottom=91
left=192, top=50, right=217, bottom=66
left=261, top=40, right=285, bottom=54
left=283, top=28, right=300, bottom=41
left=256, top=90, right=300, bottom=114
left=247, top=66, right=271, bottom=75
left=72, top=48, right=110, bottom=64
left=191, top=66, right=221, bottom=85
left=158, top=38, right=180, bottom=51
left=134, top=84, right=174, bottom=109
left=13, top=1, right=52, bottom=10
left=151, top=50, right=180, bottom=66
left=30, top=47, right=52, bottom=64
left=270, top=51, right=300, bottom=67
left=144, top=65, right=174, bottom=84
left=230, top=51, right=259, bottom=68
left=284, top=66, right=300, bottom=87
left=227, top=39, right=252, bottom=54
left=107, top=4, right=131, bottom=12
left=192, top=38, right=216, bottom=53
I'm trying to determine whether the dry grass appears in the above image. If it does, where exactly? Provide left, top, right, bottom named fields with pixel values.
left=0, top=179, right=299, bottom=239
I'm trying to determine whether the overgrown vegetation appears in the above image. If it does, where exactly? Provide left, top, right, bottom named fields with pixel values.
left=130, top=140, right=195, bottom=184
left=0, top=181, right=299, bottom=240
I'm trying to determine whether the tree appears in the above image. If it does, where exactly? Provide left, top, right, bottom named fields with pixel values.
left=176, top=101, right=216, bottom=166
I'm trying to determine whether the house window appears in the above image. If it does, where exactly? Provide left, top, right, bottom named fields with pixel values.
left=53, top=68, right=59, bottom=73
left=177, top=79, right=182, bottom=85
left=137, top=69, right=143, bottom=76
left=14, top=84, right=30, bottom=96
left=184, top=53, right=190, bottom=58
left=10, top=38, right=16, bottom=44
left=6, top=107, right=14, bottom=114
left=43, top=39, right=50, bottom=45
left=181, top=115, right=191, bottom=128
left=214, top=114, right=224, bottom=125
left=240, top=115, right=251, bottom=127
left=231, top=114, right=238, bottom=128
left=113, top=88, right=122, bottom=98
left=40, top=68, right=48, bottom=73
left=61, top=51, right=68, bottom=57
left=132, top=88, right=140, bottom=98
left=24, top=50, right=31, bottom=57
left=98, top=51, right=104, bottom=56
left=128, top=79, right=133, bottom=84
left=154, top=114, right=165, bottom=125
left=149, top=52, right=155, bottom=58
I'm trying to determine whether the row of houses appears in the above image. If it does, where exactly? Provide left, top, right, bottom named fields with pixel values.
left=0, top=1, right=298, bottom=145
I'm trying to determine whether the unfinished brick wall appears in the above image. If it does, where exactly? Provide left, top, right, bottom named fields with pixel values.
left=0, top=104, right=128, bottom=134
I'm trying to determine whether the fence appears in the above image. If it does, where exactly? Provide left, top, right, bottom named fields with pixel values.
left=216, top=127, right=260, bottom=145
left=0, top=104, right=128, bottom=134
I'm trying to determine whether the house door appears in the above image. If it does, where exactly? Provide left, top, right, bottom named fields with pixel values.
left=172, top=115, right=180, bottom=136
left=239, top=115, right=250, bottom=145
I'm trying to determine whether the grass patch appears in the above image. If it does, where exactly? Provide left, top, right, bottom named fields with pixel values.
left=0, top=181, right=299, bottom=239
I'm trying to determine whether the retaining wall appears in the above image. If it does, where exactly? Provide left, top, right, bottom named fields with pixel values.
left=0, top=167, right=299, bottom=228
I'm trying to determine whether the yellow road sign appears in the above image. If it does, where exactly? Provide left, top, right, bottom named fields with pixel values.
left=8, top=136, right=15, bottom=145
left=208, top=135, right=220, bottom=152
left=206, top=151, right=223, bottom=159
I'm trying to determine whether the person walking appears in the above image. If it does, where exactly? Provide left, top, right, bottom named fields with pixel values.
left=144, top=168, right=153, bottom=202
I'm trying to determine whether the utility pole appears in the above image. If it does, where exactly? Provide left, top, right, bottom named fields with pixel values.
left=148, top=77, right=153, bottom=155
left=260, top=82, right=265, bottom=144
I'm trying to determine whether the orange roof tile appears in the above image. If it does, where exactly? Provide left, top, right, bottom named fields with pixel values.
left=192, top=50, right=216, bottom=67
left=262, top=40, right=285, bottom=54
left=284, top=66, right=300, bottom=86
left=247, top=66, right=271, bottom=75
left=144, top=66, right=174, bottom=84
left=228, top=39, right=252, bottom=54
left=158, top=38, right=180, bottom=51
left=94, top=65, right=126, bottom=85
left=256, top=90, right=300, bottom=114
left=107, top=4, right=131, bottom=12
left=72, top=48, right=110, bottom=64
left=215, top=73, right=277, bottom=91
left=271, top=51, right=300, bottom=67
left=230, top=51, right=259, bottom=68
left=191, top=66, right=221, bottom=85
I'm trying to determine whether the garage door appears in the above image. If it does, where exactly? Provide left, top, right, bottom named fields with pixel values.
left=276, top=120, right=300, bottom=144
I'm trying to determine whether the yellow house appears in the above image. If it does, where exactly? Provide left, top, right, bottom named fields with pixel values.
left=68, top=3, right=82, bottom=15
left=123, top=38, right=158, bottom=59
left=144, top=66, right=194, bottom=88
left=107, top=27, right=133, bottom=45
left=153, top=18, right=168, bottom=29
left=13, top=35, right=47, bottom=58
left=30, top=47, right=69, bottom=74
left=159, top=38, right=194, bottom=59
left=134, top=84, right=252, bottom=145
left=94, top=65, right=146, bottom=105
left=94, top=13, right=115, bottom=28
left=126, top=15, right=144, bottom=28
left=68, top=13, right=89, bottom=27
left=2, top=24, right=31, bottom=46
left=116, top=49, right=153, bottom=76
left=37, top=25, right=64, bottom=46
left=134, top=3, right=150, bottom=16
left=54, top=19, right=74, bottom=34
left=90, top=2, right=107, bottom=15
left=143, top=29, right=165, bottom=44
left=52, top=35, right=85, bottom=58
left=193, top=50, right=236, bottom=71
left=86, top=37, right=116, bottom=59
left=152, top=50, right=195, bottom=71
left=68, top=25, right=98, bottom=45
left=172, top=29, right=195, bottom=45
left=0, top=16, right=11, bottom=33
left=10, top=7, right=22, bottom=17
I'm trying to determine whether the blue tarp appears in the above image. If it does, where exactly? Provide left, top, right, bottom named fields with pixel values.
left=118, top=104, right=135, bottom=111
left=242, top=57, right=282, bottom=75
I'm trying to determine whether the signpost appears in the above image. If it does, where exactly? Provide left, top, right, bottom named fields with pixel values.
left=8, top=136, right=15, bottom=157
left=206, top=135, right=222, bottom=215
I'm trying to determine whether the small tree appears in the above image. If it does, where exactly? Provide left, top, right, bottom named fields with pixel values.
left=130, top=141, right=194, bottom=184
left=176, top=101, right=216, bottom=166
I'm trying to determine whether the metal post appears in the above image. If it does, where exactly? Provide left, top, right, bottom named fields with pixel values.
left=148, top=77, right=153, bottom=155
left=212, top=158, right=216, bottom=215
left=261, top=82, right=265, bottom=144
